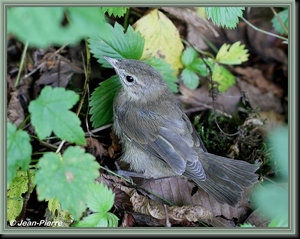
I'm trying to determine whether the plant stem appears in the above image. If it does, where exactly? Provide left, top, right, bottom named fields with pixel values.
left=270, top=7, right=288, bottom=35
left=240, top=16, right=288, bottom=42
left=15, top=41, right=29, bottom=87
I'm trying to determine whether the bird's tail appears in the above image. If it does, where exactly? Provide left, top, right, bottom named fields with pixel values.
left=193, top=151, right=259, bottom=207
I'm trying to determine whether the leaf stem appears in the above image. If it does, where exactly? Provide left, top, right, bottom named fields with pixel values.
left=240, top=16, right=288, bottom=42
left=270, top=7, right=288, bottom=35
left=15, top=41, right=29, bottom=87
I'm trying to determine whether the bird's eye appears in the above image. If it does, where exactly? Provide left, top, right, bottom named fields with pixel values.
left=125, top=75, right=135, bottom=83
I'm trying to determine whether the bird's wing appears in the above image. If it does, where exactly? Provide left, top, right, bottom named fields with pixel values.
left=116, top=106, right=206, bottom=179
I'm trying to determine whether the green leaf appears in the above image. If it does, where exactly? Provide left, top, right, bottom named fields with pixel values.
left=181, top=47, right=198, bottom=66
left=86, top=182, right=115, bottom=213
left=144, top=57, right=178, bottom=93
left=216, top=41, right=249, bottom=65
left=74, top=182, right=118, bottom=227
left=205, top=7, right=245, bottom=29
left=181, top=48, right=209, bottom=77
left=211, top=63, right=235, bottom=92
left=181, top=68, right=199, bottom=90
left=28, top=86, right=85, bottom=145
left=90, top=75, right=121, bottom=128
left=239, top=223, right=255, bottom=227
left=252, top=127, right=288, bottom=227
left=66, top=7, right=107, bottom=39
left=88, top=22, right=144, bottom=68
left=268, top=215, right=288, bottom=227
left=268, top=127, right=288, bottom=180
left=47, top=198, right=73, bottom=227
left=7, top=7, right=106, bottom=48
left=101, top=7, right=129, bottom=17
left=7, top=122, right=32, bottom=186
left=7, top=170, right=35, bottom=225
left=35, top=146, right=100, bottom=220
left=271, top=8, right=288, bottom=35
left=8, top=7, right=65, bottom=48
left=107, top=212, right=119, bottom=227
left=190, top=58, right=210, bottom=76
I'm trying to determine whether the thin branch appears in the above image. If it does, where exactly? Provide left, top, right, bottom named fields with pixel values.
left=15, top=41, right=29, bottom=87
left=240, top=16, right=288, bottom=42
left=270, top=7, right=288, bottom=35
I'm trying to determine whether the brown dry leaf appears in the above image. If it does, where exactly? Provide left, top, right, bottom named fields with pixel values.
left=35, top=52, right=84, bottom=91
left=178, top=81, right=241, bottom=115
left=236, top=77, right=283, bottom=114
left=161, top=7, right=219, bottom=38
left=258, top=110, right=286, bottom=132
left=108, top=132, right=122, bottom=158
left=115, top=183, right=213, bottom=223
left=235, top=67, right=283, bottom=98
left=85, top=138, right=108, bottom=159
left=186, top=24, right=208, bottom=50
left=139, top=177, right=256, bottom=227
left=134, top=9, right=184, bottom=75
left=7, top=91, right=25, bottom=127
left=121, top=212, right=135, bottom=227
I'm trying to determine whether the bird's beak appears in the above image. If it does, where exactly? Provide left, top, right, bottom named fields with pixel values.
left=103, top=56, right=119, bottom=70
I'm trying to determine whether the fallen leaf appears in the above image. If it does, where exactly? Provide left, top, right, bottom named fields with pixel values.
left=7, top=91, right=25, bottom=127
left=134, top=9, right=184, bottom=75
left=162, top=7, right=219, bottom=38
left=178, top=81, right=241, bottom=115
left=139, top=177, right=256, bottom=227
left=34, top=52, right=84, bottom=96
left=235, top=67, right=284, bottom=98
left=236, top=78, right=283, bottom=114
left=115, top=183, right=213, bottom=223
left=85, top=137, right=108, bottom=159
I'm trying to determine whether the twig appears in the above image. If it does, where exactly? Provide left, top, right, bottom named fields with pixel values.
left=15, top=41, right=29, bottom=87
left=270, top=7, right=288, bottom=35
left=163, top=204, right=171, bottom=227
left=240, top=16, right=288, bottom=42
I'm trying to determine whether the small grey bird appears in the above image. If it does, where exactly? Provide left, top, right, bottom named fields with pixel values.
left=104, top=56, right=259, bottom=207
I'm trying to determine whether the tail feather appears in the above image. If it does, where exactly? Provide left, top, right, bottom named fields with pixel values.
left=189, top=151, right=259, bottom=206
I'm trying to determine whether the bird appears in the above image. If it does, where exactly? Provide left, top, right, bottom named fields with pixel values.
left=104, top=56, right=259, bottom=207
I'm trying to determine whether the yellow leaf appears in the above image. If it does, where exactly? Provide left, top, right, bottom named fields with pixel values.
left=134, top=9, right=184, bottom=75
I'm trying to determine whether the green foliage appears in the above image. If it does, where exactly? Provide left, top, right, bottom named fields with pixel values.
left=216, top=41, right=249, bottom=65
left=28, top=86, right=86, bottom=145
left=211, top=62, right=236, bottom=92
left=7, top=6, right=285, bottom=227
left=7, top=170, right=35, bottom=225
left=8, top=87, right=103, bottom=225
left=252, top=127, right=288, bottom=227
left=271, top=8, right=288, bottom=35
left=88, top=22, right=145, bottom=68
left=205, top=7, right=245, bottom=29
left=73, top=182, right=119, bottom=227
left=35, top=146, right=100, bottom=220
left=180, top=47, right=209, bottom=89
left=46, top=198, right=73, bottom=227
left=88, top=21, right=145, bottom=127
left=180, top=42, right=248, bottom=92
left=90, top=75, right=121, bottom=128
left=101, top=7, right=129, bottom=17
left=7, top=122, right=32, bottom=186
left=7, top=7, right=106, bottom=48
left=239, top=223, right=255, bottom=227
